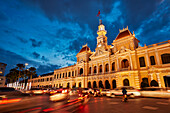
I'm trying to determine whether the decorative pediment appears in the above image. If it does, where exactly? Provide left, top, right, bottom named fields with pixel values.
left=90, top=49, right=109, bottom=59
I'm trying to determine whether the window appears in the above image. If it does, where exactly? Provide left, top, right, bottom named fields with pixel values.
left=66, top=72, right=67, bottom=77
left=99, top=65, right=102, bottom=73
left=161, top=53, right=170, bottom=64
left=50, top=77, right=52, bottom=81
left=60, top=74, right=61, bottom=78
left=139, top=57, right=146, bottom=67
left=89, top=67, right=91, bottom=74
left=121, top=59, right=129, bottom=68
left=72, top=71, right=74, bottom=77
left=69, top=72, right=71, bottom=77
left=94, top=66, right=96, bottom=73
left=47, top=78, right=49, bottom=81
left=80, top=68, right=83, bottom=75
left=105, top=64, right=109, bottom=72
left=112, top=62, right=115, bottom=71
left=57, top=74, right=59, bottom=79
left=150, top=56, right=155, bottom=65
left=63, top=73, right=64, bottom=78
left=54, top=74, right=56, bottom=79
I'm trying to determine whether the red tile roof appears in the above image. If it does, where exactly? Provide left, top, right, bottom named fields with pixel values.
left=79, top=46, right=90, bottom=53
left=115, top=30, right=132, bottom=40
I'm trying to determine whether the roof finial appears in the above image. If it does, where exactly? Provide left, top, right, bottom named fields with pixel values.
left=133, top=31, right=135, bottom=36
left=99, top=19, right=102, bottom=25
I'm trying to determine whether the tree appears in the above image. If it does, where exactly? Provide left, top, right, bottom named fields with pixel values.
left=28, top=67, right=36, bottom=79
left=6, top=68, right=19, bottom=83
left=16, top=64, right=24, bottom=82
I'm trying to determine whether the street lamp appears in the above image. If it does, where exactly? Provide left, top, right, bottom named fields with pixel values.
left=24, top=63, right=28, bottom=89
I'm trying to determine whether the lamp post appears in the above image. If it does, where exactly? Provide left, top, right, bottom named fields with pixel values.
left=24, top=63, right=28, bottom=89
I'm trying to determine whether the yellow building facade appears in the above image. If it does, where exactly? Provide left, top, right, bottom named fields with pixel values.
left=29, top=20, right=170, bottom=89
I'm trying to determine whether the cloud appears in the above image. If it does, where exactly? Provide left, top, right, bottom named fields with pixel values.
left=32, top=52, right=40, bottom=59
left=30, top=38, right=42, bottom=47
left=41, top=56, right=49, bottom=62
left=36, top=64, right=61, bottom=75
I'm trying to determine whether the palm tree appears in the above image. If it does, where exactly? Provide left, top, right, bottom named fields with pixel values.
left=28, top=67, right=36, bottom=79
left=16, top=64, right=24, bottom=82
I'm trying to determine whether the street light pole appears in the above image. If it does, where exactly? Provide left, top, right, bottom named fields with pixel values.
left=24, top=63, right=28, bottom=89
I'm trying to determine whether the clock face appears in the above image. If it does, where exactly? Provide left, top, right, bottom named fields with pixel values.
left=98, top=44, right=101, bottom=47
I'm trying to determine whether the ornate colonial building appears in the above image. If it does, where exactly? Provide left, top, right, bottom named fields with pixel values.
left=0, top=62, right=7, bottom=87
left=29, top=20, right=170, bottom=89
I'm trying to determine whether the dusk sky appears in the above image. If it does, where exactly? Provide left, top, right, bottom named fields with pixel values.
left=0, top=0, right=169, bottom=75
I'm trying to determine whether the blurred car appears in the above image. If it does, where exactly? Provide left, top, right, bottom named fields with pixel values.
left=0, top=87, right=23, bottom=98
left=26, top=88, right=44, bottom=95
left=42, top=88, right=49, bottom=94
left=49, top=88, right=69, bottom=101
left=93, top=88, right=102, bottom=97
left=82, top=88, right=94, bottom=94
left=106, top=86, right=141, bottom=98
left=101, top=89, right=110, bottom=96
left=140, top=87, right=170, bottom=98
left=0, top=87, right=28, bottom=105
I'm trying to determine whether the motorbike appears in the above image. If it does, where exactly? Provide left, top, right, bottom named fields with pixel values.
left=122, top=94, right=128, bottom=102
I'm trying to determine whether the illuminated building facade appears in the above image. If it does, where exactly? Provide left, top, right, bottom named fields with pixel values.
left=0, top=62, right=7, bottom=87
left=29, top=20, right=170, bottom=89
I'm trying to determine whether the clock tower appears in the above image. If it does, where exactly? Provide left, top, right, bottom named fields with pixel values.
left=96, top=19, right=108, bottom=50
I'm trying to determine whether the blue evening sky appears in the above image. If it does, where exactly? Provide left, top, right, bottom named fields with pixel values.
left=0, top=0, right=169, bottom=75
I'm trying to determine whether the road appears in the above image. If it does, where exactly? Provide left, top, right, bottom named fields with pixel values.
left=0, top=95, right=169, bottom=113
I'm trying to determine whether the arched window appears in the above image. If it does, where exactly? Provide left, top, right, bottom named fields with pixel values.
left=79, top=82, right=81, bottom=87
left=89, top=67, right=91, bottom=74
left=141, top=78, right=149, bottom=88
left=99, top=81, right=104, bottom=88
left=112, top=62, right=115, bottom=71
left=94, top=66, right=97, bottom=74
left=105, top=63, right=109, bottom=72
left=105, top=80, right=110, bottom=89
left=60, top=74, right=61, bottom=78
left=93, top=81, right=97, bottom=88
left=112, top=80, right=116, bottom=89
left=67, top=83, right=70, bottom=88
left=161, top=53, right=170, bottom=64
left=121, top=59, right=129, bottom=68
left=150, top=80, right=158, bottom=87
left=123, top=79, right=129, bottom=86
left=54, top=74, right=56, bottom=79
left=88, top=82, right=91, bottom=88
left=99, top=65, right=102, bottom=73
left=80, top=68, right=83, bottom=75
left=57, top=74, right=59, bottom=79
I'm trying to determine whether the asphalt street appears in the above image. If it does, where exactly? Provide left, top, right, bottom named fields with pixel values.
left=0, top=95, right=169, bottom=113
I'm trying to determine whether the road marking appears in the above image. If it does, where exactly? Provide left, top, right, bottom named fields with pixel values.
left=109, top=102, right=119, bottom=104
left=157, top=102, right=169, bottom=105
left=142, top=106, right=158, bottom=110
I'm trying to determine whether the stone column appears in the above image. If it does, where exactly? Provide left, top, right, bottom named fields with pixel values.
left=102, top=61, right=104, bottom=74
left=156, top=73, right=161, bottom=87
left=109, top=58, right=111, bottom=73
left=96, top=62, right=99, bottom=74
left=117, top=57, right=119, bottom=71
left=145, top=50, right=150, bottom=67
left=129, top=53, right=133, bottom=70
left=155, top=49, right=160, bottom=65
